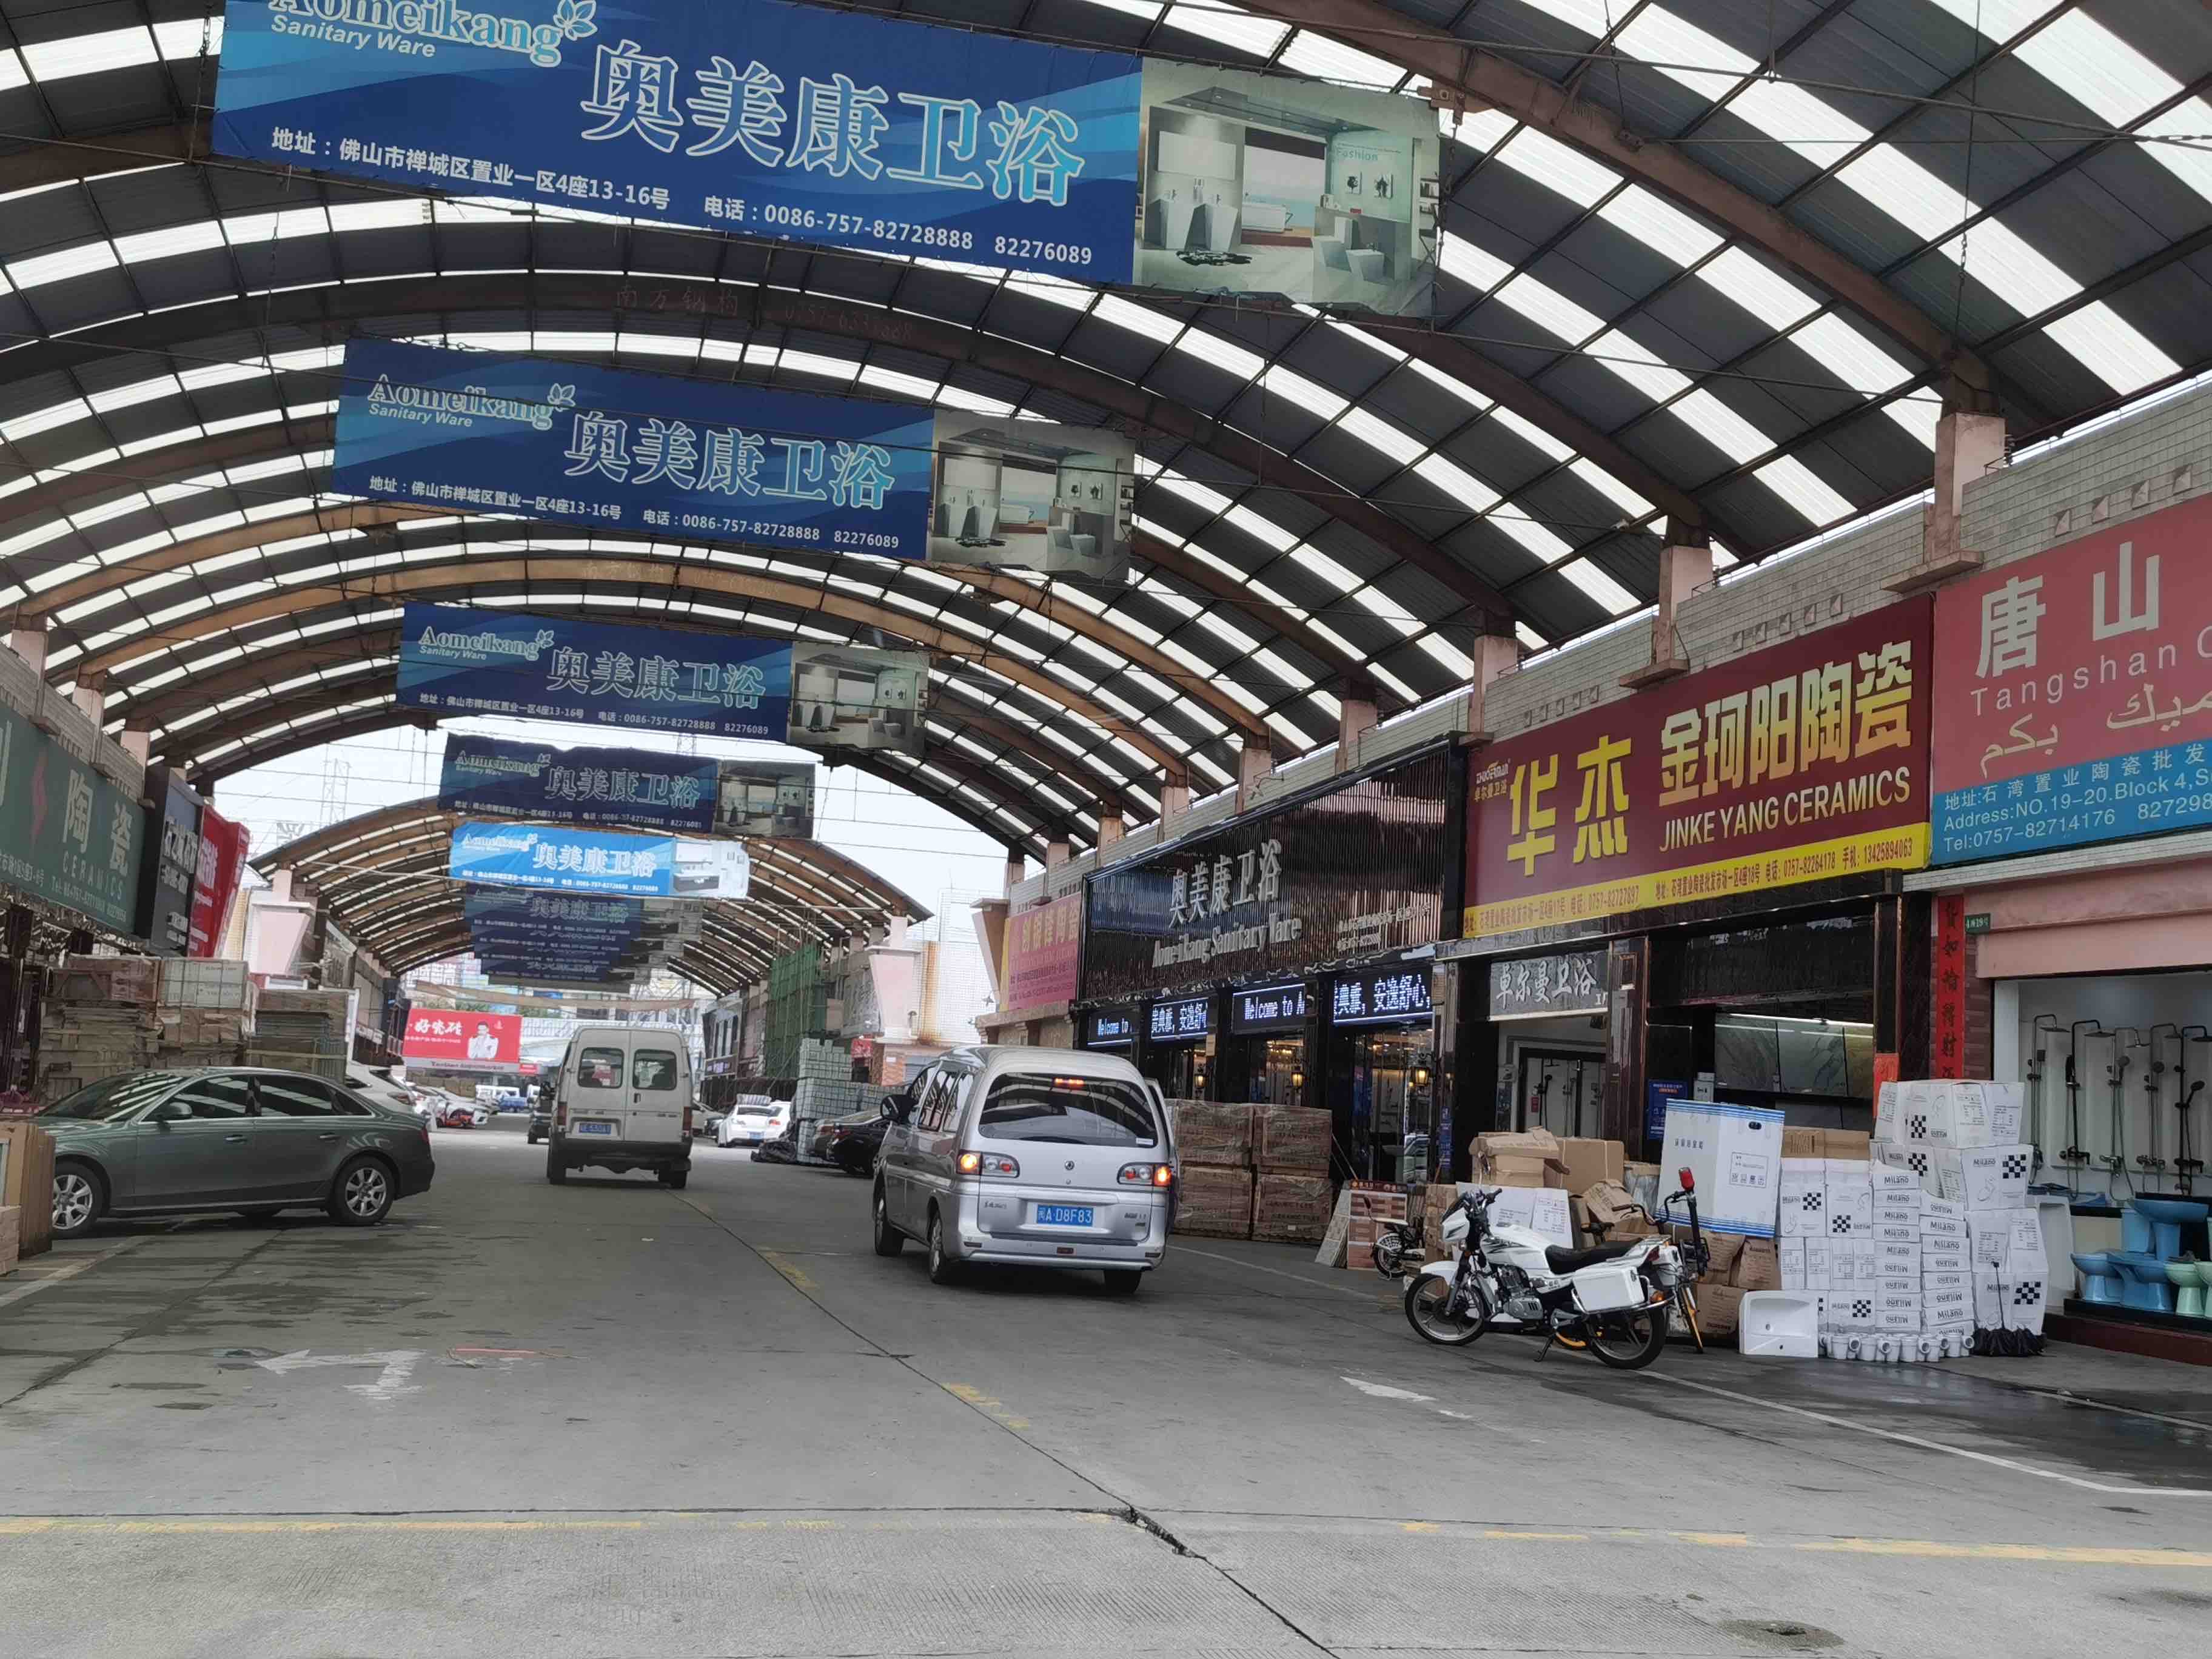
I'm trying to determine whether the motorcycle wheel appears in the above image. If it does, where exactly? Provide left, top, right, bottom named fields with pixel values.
left=1404, top=1273, right=1490, bottom=1346
left=1370, top=1230, right=1409, bottom=1278
left=1585, top=1305, right=1671, bottom=1370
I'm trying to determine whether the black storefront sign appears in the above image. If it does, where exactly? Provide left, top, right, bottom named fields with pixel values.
left=1330, top=965, right=1435, bottom=1027
left=1230, top=982, right=1309, bottom=1034
left=133, top=765, right=203, bottom=957
left=1087, top=1009, right=1136, bottom=1047
left=1488, top=950, right=1607, bottom=1020
left=1147, top=995, right=1212, bottom=1043
left=1084, top=748, right=1454, bottom=1002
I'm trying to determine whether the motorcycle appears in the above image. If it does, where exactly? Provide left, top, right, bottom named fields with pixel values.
left=1401, top=1168, right=1706, bottom=1370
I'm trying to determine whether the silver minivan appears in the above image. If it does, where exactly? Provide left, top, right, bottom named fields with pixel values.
left=872, top=1045, right=1175, bottom=1293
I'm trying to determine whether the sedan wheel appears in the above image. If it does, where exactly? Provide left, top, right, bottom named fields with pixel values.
left=328, top=1158, right=394, bottom=1227
left=51, top=1163, right=102, bottom=1239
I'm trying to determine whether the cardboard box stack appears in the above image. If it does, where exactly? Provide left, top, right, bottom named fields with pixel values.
left=1250, top=1102, right=1332, bottom=1243
left=36, top=956, right=159, bottom=1101
left=153, top=957, right=254, bottom=1070
left=1849, top=1079, right=2040, bottom=1359
left=1165, top=1100, right=1256, bottom=1239
left=1346, top=1179, right=1410, bottom=1263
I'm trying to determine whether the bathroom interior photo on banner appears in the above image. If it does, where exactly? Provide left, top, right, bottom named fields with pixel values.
left=1133, top=60, right=1436, bottom=314
left=927, top=416, right=1136, bottom=578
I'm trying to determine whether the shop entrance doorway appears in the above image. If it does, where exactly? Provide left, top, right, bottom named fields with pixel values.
left=1347, top=1025, right=1435, bottom=1181
left=1515, top=1049, right=1604, bottom=1137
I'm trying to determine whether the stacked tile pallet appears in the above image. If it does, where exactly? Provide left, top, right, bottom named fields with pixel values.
left=788, top=1039, right=862, bottom=1162
left=154, top=957, right=255, bottom=1071
left=246, top=988, right=351, bottom=1081
left=36, top=957, right=159, bottom=1101
left=1165, top=1100, right=1333, bottom=1242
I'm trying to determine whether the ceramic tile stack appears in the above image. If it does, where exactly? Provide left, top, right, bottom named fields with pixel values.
left=1872, top=1078, right=2040, bottom=1357
left=1250, top=1102, right=1330, bottom=1242
left=36, top=956, right=159, bottom=1101
left=786, top=1039, right=859, bottom=1159
left=245, top=988, right=351, bottom=1081
left=153, top=957, right=254, bottom=1070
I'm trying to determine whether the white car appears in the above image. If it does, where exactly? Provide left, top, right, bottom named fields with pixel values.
left=719, top=1097, right=789, bottom=1148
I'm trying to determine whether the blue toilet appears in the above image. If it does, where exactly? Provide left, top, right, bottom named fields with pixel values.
left=2130, top=1198, right=2210, bottom=1260
left=2108, top=1251, right=2177, bottom=1313
left=2070, top=1251, right=2123, bottom=1305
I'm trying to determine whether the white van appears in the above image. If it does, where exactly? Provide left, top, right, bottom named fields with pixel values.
left=873, top=1045, right=1174, bottom=1292
left=545, top=1024, right=694, bottom=1188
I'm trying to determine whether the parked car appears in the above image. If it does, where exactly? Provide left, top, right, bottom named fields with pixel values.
left=544, top=1024, right=693, bottom=1188
left=437, top=1100, right=490, bottom=1128
left=826, top=1113, right=888, bottom=1178
left=39, top=1067, right=435, bottom=1239
left=717, top=1096, right=789, bottom=1149
left=526, top=1091, right=553, bottom=1145
left=810, top=1109, right=885, bottom=1165
left=873, top=1046, right=1173, bottom=1293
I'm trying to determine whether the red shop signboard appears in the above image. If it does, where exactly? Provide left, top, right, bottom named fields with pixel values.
left=1467, top=600, right=1934, bottom=939
left=1931, top=494, right=2212, bottom=864
left=1002, top=891, right=1081, bottom=1011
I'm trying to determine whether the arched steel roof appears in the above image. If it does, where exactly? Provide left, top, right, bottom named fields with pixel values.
left=254, top=800, right=933, bottom=994
left=4, top=0, right=2210, bottom=891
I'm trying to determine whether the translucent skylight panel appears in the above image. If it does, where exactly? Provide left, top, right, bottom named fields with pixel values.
left=1495, top=517, right=1575, bottom=565
left=1558, top=560, right=1639, bottom=615
left=1154, top=476, right=1235, bottom=517
left=1413, top=454, right=1500, bottom=512
left=1273, top=30, right=1403, bottom=90
left=0, top=51, right=24, bottom=95
left=1753, top=457, right=1853, bottom=526
left=1, top=400, right=92, bottom=443
left=1332, top=407, right=1423, bottom=466
left=1258, top=365, right=1346, bottom=421
left=1438, top=237, right=1514, bottom=293
left=1222, top=504, right=1297, bottom=554
left=1418, top=634, right=1475, bottom=679
left=1176, top=328, right=1266, bottom=381
left=1571, top=460, right=1652, bottom=520
left=1516, top=622, right=1547, bottom=652
left=114, top=222, right=227, bottom=264
left=1500, top=129, right=1618, bottom=210
left=19, top=28, right=156, bottom=80
left=1158, top=3, right=1287, bottom=59
left=153, top=18, right=224, bottom=60
left=7, top=241, right=119, bottom=289
left=1598, top=186, right=1724, bottom=269
left=329, top=200, right=429, bottom=233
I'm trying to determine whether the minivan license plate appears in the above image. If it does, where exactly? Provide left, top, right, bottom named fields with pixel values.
left=1035, top=1204, right=1093, bottom=1227
left=577, top=1122, right=614, bottom=1136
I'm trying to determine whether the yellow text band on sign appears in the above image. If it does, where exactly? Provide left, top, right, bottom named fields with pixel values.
left=1469, top=823, right=1931, bottom=939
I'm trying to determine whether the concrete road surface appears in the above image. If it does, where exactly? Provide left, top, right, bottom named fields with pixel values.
left=3, top=1123, right=2208, bottom=1657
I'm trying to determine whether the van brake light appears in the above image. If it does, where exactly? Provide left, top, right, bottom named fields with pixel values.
left=1120, top=1163, right=1174, bottom=1187
left=959, top=1150, right=1019, bottom=1177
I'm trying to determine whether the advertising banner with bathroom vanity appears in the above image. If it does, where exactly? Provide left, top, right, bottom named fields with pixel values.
left=213, top=1, right=1436, bottom=313
left=439, top=733, right=720, bottom=834
left=395, top=602, right=925, bottom=755
left=335, top=339, right=1138, bottom=580
left=1466, top=602, right=1934, bottom=940
left=1931, top=497, right=2212, bottom=864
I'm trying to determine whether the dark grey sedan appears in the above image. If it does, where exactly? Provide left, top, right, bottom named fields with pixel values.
left=38, top=1068, right=437, bottom=1238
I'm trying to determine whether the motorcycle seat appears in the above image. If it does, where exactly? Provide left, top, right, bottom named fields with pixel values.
left=1544, top=1239, right=1644, bottom=1275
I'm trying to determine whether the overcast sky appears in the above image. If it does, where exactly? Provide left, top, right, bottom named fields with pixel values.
left=209, top=718, right=1014, bottom=957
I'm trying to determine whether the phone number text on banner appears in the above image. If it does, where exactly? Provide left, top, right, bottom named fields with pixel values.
left=334, top=338, right=935, bottom=557
left=215, top=0, right=1142, bottom=282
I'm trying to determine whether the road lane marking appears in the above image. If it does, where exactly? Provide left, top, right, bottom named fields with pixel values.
left=1342, top=1377, right=1435, bottom=1403
left=2, top=1514, right=2199, bottom=1567
left=0, top=1239, right=147, bottom=1310
left=1175, top=1246, right=1393, bottom=1304
left=254, top=1349, right=424, bottom=1404
left=945, top=1381, right=1031, bottom=1432
left=1634, top=1369, right=2212, bottom=1500
left=759, top=1250, right=819, bottom=1295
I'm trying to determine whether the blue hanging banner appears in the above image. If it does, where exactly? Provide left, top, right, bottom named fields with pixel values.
left=450, top=820, right=751, bottom=899
left=396, top=602, right=791, bottom=740
left=212, top=2, right=1437, bottom=313
left=439, top=733, right=720, bottom=833
left=334, top=338, right=936, bottom=557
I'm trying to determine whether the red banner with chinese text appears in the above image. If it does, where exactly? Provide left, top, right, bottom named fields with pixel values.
left=1002, top=892, right=1082, bottom=1011
left=1932, top=894, right=1966, bottom=1078
left=402, top=1010, right=521, bottom=1070
left=1467, top=600, right=1934, bottom=937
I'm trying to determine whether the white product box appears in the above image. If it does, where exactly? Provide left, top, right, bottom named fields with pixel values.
left=1781, top=1158, right=1828, bottom=1182
left=1892, top=1079, right=1937, bottom=1144
left=1488, top=1185, right=1574, bottom=1248
left=1874, top=1222, right=1920, bottom=1245
left=1999, top=1273, right=2047, bottom=1333
left=1985, top=1083, right=2026, bottom=1145
left=1876, top=1307, right=1922, bottom=1332
left=1826, top=1182, right=1873, bottom=1223
left=1875, top=1081, right=1902, bottom=1143
left=1875, top=1275, right=1920, bottom=1296
left=1876, top=1204, right=1922, bottom=1228
left=1872, top=1164, right=1922, bottom=1200
left=1925, top=1285, right=1971, bottom=1321
left=1779, top=1239, right=1806, bottom=1290
left=1969, top=1210, right=2016, bottom=1268
left=1920, top=1195, right=1965, bottom=1224
left=1922, top=1270, right=1969, bottom=1294
left=1932, top=1082, right=1994, bottom=1148
left=1825, top=1158, right=1872, bottom=1178
left=1936, top=1145, right=2033, bottom=1208
left=2005, top=1210, right=2048, bottom=1275
left=1829, top=1292, right=1877, bottom=1330
left=1801, top=1239, right=1834, bottom=1289
left=1779, top=1181, right=1824, bottom=1238
left=1921, top=1248, right=1969, bottom=1276
left=1919, top=1213, right=1965, bottom=1241
left=1877, top=1239, right=1922, bottom=1271
left=1660, top=1100, right=1783, bottom=1238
